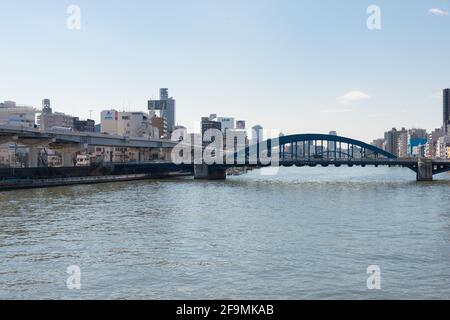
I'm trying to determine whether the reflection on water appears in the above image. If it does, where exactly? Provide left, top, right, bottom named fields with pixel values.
left=0, top=167, right=450, bottom=299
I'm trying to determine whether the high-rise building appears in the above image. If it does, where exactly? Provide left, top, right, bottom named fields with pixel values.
left=383, top=128, right=397, bottom=155
left=444, top=88, right=450, bottom=135
left=397, top=131, right=409, bottom=158
left=160, top=88, right=169, bottom=100
left=201, top=117, right=222, bottom=134
left=383, top=127, right=407, bottom=157
left=252, top=125, right=264, bottom=144
left=148, top=88, right=176, bottom=138
left=201, top=117, right=222, bottom=147
left=425, top=128, right=444, bottom=158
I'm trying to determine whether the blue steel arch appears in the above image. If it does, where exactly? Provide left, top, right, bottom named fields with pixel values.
left=278, top=134, right=397, bottom=159
left=235, top=133, right=397, bottom=161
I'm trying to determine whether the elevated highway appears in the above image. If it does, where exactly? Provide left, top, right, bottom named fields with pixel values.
left=0, top=125, right=177, bottom=148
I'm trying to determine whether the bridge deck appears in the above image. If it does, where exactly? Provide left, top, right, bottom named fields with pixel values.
left=217, top=159, right=450, bottom=175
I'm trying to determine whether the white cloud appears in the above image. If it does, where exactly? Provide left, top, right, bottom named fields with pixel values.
left=337, top=91, right=371, bottom=105
left=319, top=109, right=352, bottom=114
left=431, top=91, right=443, bottom=99
left=428, top=8, right=449, bottom=16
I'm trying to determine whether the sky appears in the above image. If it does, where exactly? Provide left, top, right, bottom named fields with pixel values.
left=1, top=0, right=450, bottom=142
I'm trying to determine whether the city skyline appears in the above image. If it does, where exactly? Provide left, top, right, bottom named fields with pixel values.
left=2, top=86, right=449, bottom=143
left=1, top=0, right=450, bottom=141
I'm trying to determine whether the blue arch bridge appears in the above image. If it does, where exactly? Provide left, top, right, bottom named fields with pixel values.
left=186, top=133, right=450, bottom=182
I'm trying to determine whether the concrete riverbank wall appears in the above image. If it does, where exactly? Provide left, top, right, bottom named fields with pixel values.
left=0, top=172, right=191, bottom=191
left=0, top=163, right=194, bottom=191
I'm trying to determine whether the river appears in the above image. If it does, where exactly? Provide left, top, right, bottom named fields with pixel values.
left=1, top=167, right=449, bottom=299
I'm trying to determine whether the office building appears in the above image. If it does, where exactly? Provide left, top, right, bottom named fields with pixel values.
left=383, top=127, right=407, bottom=157
left=217, top=117, right=235, bottom=132
left=73, top=118, right=95, bottom=132
left=201, top=117, right=222, bottom=134
left=118, top=112, right=154, bottom=137
left=201, top=117, right=222, bottom=147
left=100, top=110, right=119, bottom=134
left=0, top=101, right=38, bottom=128
left=444, top=88, right=450, bottom=135
left=148, top=88, right=176, bottom=138
left=437, top=136, right=450, bottom=159
left=397, top=131, right=409, bottom=158
left=425, top=128, right=444, bottom=158
left=151, top=116, right=168, bottom=139
left=39, top=112, right=74, bottom=131
left=252, top=125, right=264, bottom=144
left=101, top=109, right=156, bottom=138
left=37, top=100, right=90, bottom=131
left=407, top=129, right=427, bottom=158
left=383, top=128, right=397, bottom=156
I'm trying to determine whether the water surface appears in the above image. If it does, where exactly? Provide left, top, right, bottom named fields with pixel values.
left=1, top=167, right=449, bottom=299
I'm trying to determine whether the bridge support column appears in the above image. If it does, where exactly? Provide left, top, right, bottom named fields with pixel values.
left=61, top=146, right=84, bottom=167
left=27, top=146, right=39, bottom=168
left=194, top=164, right=226, bottom=180
left=162, top=148, right=172, bottom=161
left=417, top=158, right=433, bottom=182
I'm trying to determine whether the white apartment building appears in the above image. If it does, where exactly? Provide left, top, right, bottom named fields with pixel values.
left=397, top=131, right=409, bottom=158
left=0, top=101, right=38, bottom=128
left=436, top=136, right=450, bottom=159
left=100, top=110, right=119, bottom=134
left=101, top=109, right=158, bottom=138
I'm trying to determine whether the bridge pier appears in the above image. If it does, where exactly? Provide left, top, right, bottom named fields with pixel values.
left=417, top=158, right=433, bottom=182
left=61, top=146, right=85, bottom=167
left=27, top=146, right=39, bottom=168
left=194, top=164, right=226, bottom=180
